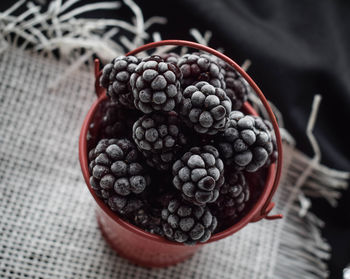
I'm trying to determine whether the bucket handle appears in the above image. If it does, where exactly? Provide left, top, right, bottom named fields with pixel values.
left=93, top=40, right=283, bottom=221
left=94, top=59, right=106, bottom=98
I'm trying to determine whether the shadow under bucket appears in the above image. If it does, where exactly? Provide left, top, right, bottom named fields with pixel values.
left=79, top=40, right=283, bottom=268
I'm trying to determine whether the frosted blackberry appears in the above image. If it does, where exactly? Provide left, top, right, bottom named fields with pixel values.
left=132, top=113, right=187, bottom=170
left=263, top=119, right=278, bottom=167
left=212, top=171, right=250, bottom=219
left=99, top=101, right=140, bottom=139
left=108, top=194, right=144, bottom=216
left=162, top=52, right=180, bottom=64
left=161, top=198, right=217, bottom=244
left=132, top=184, right=175, bottom=235
left=177, top=53, right=225, bottom=88
left=133, top=208, right=163, bottom=235
left=89, top=138, right=150, bottom=199
left=172, top=145, right=224, bottom=205
left=179, top=81, right=232, bottom=135
left=216, top=111, right=274, bottom=172
left=87, top=101, right=141, bottom=151
left=220, top=62, right=248, bottom=110
left=99, top=102, right=124, bottom=138
left=130, top=55, right=182, bottom=114
left=100, top=55, right=140, bottom=108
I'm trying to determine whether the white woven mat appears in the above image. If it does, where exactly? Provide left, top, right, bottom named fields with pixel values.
left=1, top=44, right=348, bottom=279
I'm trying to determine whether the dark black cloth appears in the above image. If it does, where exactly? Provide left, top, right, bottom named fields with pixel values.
left=140, top=1, right=350, bottom=278
left=1, top=0, right=349, bottom=278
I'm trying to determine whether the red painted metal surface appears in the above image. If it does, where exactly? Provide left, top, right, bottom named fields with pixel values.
left=79, top=40, right=283, bottom=267
left=96, top=205, right=200, bottom=267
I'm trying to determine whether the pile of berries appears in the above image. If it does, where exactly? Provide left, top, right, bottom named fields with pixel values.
left=87, top=52, right=277, bottom=245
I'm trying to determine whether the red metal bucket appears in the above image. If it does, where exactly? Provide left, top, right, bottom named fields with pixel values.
left=79, top=40, right=283, bottom=268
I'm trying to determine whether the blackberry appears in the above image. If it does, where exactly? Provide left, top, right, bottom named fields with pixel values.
left=161, top=198, right=217, bottom=244
left=129, top=181, right=176, bottom=236
left=263, top=119, right=278, bottom=166
left=100, top=55, right=140, bottom=108
left=132, top=112, right=187, bottom=170
left=177, top=53, right=225, bottom=89
left=133, top=208, right=164, bottom=236
left=143, top=152, right=174, bottom=171
left=162, top=52, right=180, bottom=64
left=130, top=55, right=182, bottom=114
left=108, top=194, right=144, bottom=216
left=98, top=102, right=125, bottom=138
left=216, top=111, right=274, bottom=172
left=179, top=81, right=232, bottom=135
left=89, top=138, right=150, bottom=198
left=212, top=171, right=250, bottom=219
left=98, top=101, right=140, bottom=139
left=87, top=100, right=142, bottom=152
left=220, top=62, right=248, bottom=110
left=172, top=145, right=224, bottom=205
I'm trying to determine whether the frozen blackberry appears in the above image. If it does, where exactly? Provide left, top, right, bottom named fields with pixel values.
left=87, top=101, right=141, bottom=151
left=161, top=198, right=217, bottom=244
left=99, top=102, right=125, bottom=138
left=100, top=55, right=140, bottom=108
left=212, top=171, right=250, bottom=219
left=216, top=111, right=274, bottom=172
left=133, top=208, right=164, bottom=236
left=220, top=62, right=248, bottom=110
left=263, top=119, right=278, bottom=167
left=132, top=112, right=187, bottom=170
left=172, top=145, right=224, bottom=205
left=179, top=81, right=232, bottom=135
left=130, top=55, right=182, bottom=114
left=177, top=53, right=225, bottom=89
left=108, top=194, right=144, bottom=216
left=131, top=182, right=175, bottom=236
left=162, top=52, right=180, bottom=64
left=89, top=138, right=150, bottom=199
left=98, top=101, right=141, bottom=139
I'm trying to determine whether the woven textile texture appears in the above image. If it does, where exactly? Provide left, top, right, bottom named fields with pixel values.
left=0, top=47, right=345, bottom=279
